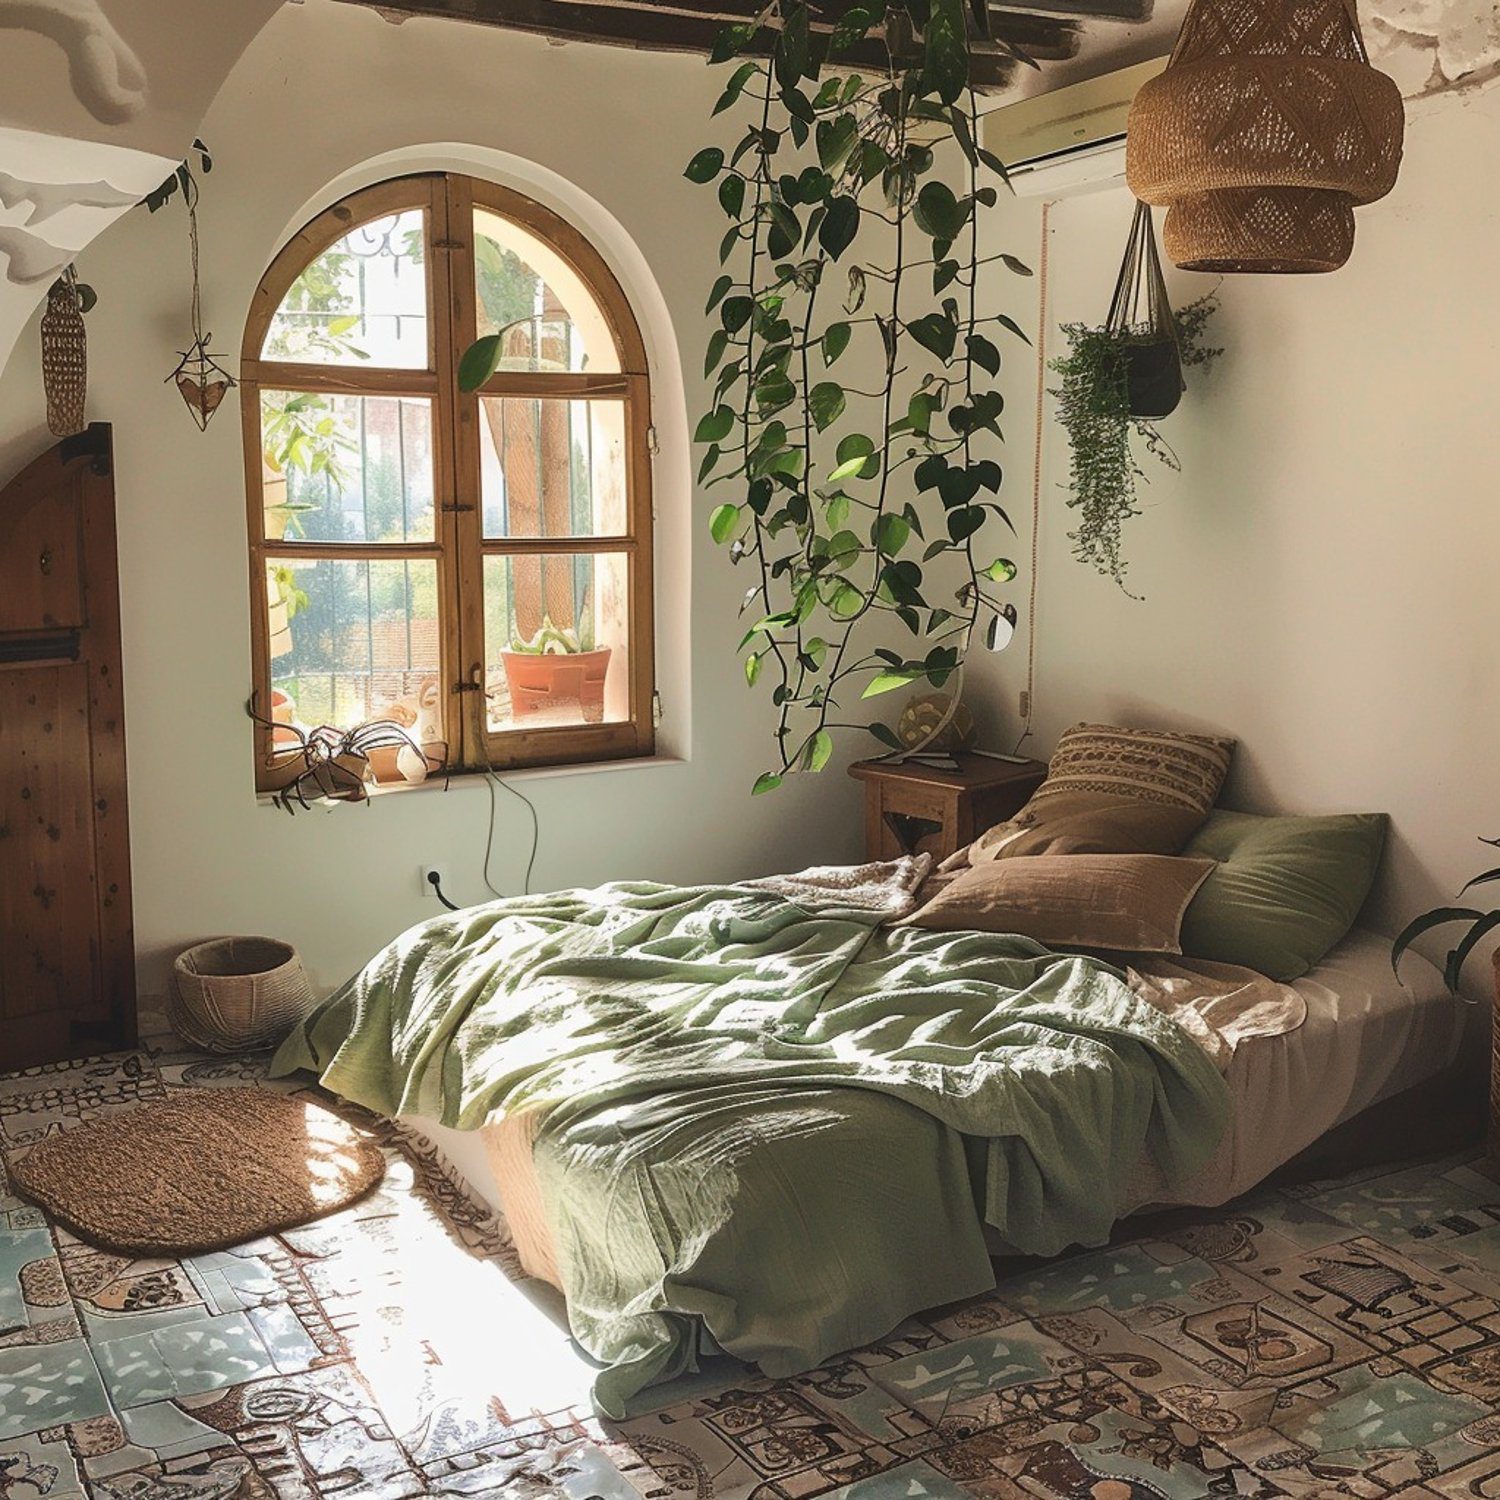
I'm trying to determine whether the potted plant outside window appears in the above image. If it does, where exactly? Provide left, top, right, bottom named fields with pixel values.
left=500, top=615, right=612, bottom=724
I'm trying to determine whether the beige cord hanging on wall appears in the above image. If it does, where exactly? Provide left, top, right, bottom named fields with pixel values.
left=1126, top=0, right=1404, bottom=273
left=40, top=266, right=88, bottom=436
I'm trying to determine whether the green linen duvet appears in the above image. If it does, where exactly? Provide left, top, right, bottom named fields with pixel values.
left=273, top=880, right=1229, bottom=1416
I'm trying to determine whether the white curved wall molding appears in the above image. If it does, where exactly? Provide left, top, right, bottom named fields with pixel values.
left=0, top=123, right=172, bottom=367
left=0, top=0, right=147, bottom=123
left=0, top=168, right=139, bottom=224
left=0, top=225, right=72, bottom=282
left=0, top=0, right=281, bottom=376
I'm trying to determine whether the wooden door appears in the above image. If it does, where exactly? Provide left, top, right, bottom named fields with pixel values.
left=0, top=424, right=134, bottom=1069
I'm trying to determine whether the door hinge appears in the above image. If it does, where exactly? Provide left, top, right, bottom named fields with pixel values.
left=652, top=690, right=664, bottom=728
left=647, top=424, right=660, bottom=456
left=61, top=421, right=111, bottom=477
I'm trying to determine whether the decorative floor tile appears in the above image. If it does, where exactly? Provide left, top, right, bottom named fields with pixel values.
left=0, top=1339, right=111, bottom=1440
left=91, top=1312, right=275, bottom=1409
left=0, top=1223, right=59, bottom=1334
left=1, top=1043, right=1499, bottom=1498
left=0, top=1427, right=88, bottom=1499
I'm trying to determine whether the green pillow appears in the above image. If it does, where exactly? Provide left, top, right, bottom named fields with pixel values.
left=1179, top=810, right=1388, bottom=981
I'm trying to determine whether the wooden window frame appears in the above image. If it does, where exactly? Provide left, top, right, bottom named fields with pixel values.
left=242, top=172, right=655, bottom=793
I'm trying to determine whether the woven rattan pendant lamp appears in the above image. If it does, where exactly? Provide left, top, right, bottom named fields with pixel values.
left=1126, top=0, right=1404, bottom=273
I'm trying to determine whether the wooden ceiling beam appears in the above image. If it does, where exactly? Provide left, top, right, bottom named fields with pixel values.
left=340, top=0, right=1080, bottom=87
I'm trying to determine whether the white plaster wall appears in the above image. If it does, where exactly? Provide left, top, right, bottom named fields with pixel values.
left=0, top=0, right=866, bottom=1001
left=968, top=83, right=1500, bottom=978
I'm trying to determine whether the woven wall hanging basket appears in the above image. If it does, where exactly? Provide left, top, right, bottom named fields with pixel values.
left=1126, top=0, right=1404, bottom=273
left=40, top=277, right=87, bottom=436
left=171, top=936, right=314, bottom=1052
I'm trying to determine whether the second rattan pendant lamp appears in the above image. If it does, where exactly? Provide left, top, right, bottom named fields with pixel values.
left=1126, top=0, right=1404, bottom=273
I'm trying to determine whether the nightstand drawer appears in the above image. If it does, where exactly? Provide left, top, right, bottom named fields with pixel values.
left=849, top=754, right=1047, bottom=864
left=872, top=783, right=950, bottom=862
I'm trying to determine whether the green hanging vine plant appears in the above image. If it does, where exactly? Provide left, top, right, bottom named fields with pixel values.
left=684, top=0, right=1031, bottom=793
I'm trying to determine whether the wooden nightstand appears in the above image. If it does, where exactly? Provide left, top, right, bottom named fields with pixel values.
left=848, top=753, right=1048, bottom=863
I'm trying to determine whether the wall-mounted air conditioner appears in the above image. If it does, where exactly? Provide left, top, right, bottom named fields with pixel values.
left=982, top=57, right=1168, bottom=198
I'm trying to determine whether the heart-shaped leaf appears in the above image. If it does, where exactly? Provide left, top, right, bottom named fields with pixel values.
left=907, top=312, right=957, bottom=362
left=709, top=503, right=742, bottom=544
left=809, top=381, right=847, bottom=432
left=718, top=174, right=745, bottom=219
left=713, top=61, right=759, bottom=115
left=695, top=406, right=735, bottom=444
left=685, top=147, right=725, bottom=184
left=820, top=197, right=860, bottom=260
left=802, top=728, right=834, bottom=772
left=458, top=334, right=504, bottom=393
left=913, top=181, right=968, bottom=243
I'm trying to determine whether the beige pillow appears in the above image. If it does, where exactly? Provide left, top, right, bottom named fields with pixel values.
left=904, top=854, right=1217, bottom=954
left=953, top=722, right=1235, bottom=868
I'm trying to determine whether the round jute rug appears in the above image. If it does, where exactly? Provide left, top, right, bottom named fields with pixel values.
left=11, top=1087, right=387, bottom=1256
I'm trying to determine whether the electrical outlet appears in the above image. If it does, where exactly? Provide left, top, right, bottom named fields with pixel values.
left=419, top=865, right=443, bottom=899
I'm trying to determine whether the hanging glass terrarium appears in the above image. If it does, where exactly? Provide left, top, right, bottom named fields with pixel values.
left=1126, top=0, right=1404, bottom=273
left=166, top=168, right=235, bottom=429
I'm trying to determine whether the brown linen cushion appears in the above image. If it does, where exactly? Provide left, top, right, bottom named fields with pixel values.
left=904, top=853, right=1217, bottom=954
left=958, top=722, right=1235, bottom=866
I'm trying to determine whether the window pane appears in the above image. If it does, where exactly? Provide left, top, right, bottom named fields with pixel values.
left=473, top=207, right=618, bottom=374
left=260, top=391, right=434, bottom=543
left=479, top=397, right=627, bottom=539
left=266, top=558, right=442, bottom=738
left=483, top=553, right=630, bottom=731
left=262, top=210, right=428, bottom=367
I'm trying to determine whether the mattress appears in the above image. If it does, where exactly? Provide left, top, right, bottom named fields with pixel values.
left=407, top=926, right=1470, bottom=1291
left=1120, top=926, right=1468, bottom=1213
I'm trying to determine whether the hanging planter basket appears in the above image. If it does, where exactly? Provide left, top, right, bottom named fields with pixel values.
left=1106, top=202, right=1184, bottom=421
left=1126, top=0, right=1404, bottom=274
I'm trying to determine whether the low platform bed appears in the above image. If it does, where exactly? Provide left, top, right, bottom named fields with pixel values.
left=414, top=926, right=1468, bottom=1281
left=272, top=864, right=1469, bottom=1417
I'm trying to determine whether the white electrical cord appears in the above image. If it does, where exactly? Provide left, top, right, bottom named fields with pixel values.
left=1012, top=197, right=1051, bottom=757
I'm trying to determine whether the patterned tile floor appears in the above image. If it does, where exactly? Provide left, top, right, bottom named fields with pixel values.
left=2, top=1045, right=1499, bottom=1498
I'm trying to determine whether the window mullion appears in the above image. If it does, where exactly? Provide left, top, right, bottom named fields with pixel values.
left=437, top=173, right=487, bottom=770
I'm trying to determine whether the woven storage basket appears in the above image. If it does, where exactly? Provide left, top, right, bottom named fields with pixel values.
left=171, top=937, right=313, bottom=1053
left=1126, top=0, right=1403, bottom=273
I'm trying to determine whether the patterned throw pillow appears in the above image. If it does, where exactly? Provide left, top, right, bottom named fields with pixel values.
left=962, top=722, right=1235, bottom=864
left=1033, top=722, right=1235, bottom=815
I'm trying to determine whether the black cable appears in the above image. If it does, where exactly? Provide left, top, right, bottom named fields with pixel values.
left=426, top=870, right=460, bottom=911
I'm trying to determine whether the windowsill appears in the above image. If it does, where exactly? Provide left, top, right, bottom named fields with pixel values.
left=255, top=752, right=685, bottom=808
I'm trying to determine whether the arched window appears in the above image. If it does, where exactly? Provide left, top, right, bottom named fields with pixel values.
left=242, top=173, right=654, bottom=790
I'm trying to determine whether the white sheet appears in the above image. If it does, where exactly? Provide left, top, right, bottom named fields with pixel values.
left=1118, top=927, right=1473, bottom=1213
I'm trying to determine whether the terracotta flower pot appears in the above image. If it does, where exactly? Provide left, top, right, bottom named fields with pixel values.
left=500, top=647, right=612, bottom=723
left=270, top=688, right=299, bottom=747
